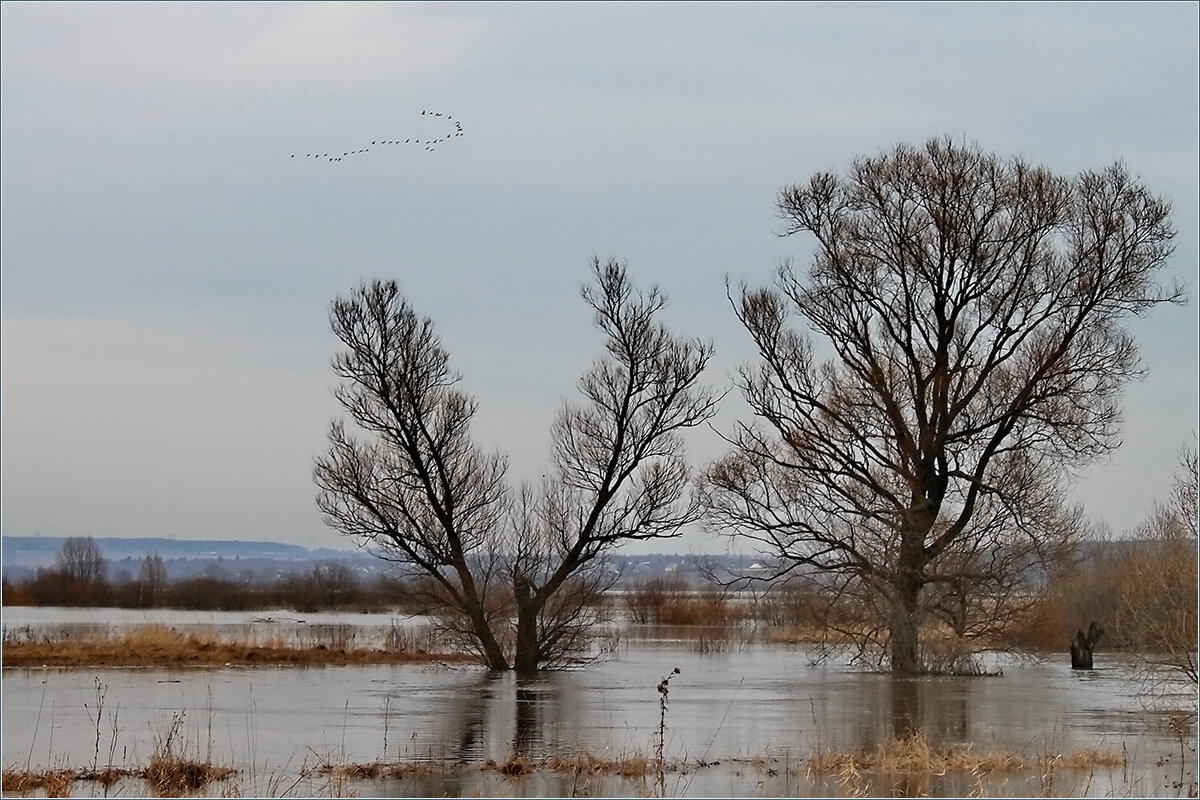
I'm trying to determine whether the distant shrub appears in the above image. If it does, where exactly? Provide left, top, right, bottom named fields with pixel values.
left=1, top=576, right=35, bottom=606
left=624, top=575, right=736, bottom=626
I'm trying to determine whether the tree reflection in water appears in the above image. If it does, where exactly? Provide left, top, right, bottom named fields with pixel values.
left=886, top=675, right=969, bottom=742
left=514, top=678, right=543, bottom=756
left=437, top=671, right=572, bottom=764
left=890, top=676, right=920, bottom=740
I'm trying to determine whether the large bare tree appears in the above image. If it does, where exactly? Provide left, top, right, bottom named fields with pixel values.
left=316, top=259, right=716, bottom=672
left=704, top=138, right=1181, bottom=674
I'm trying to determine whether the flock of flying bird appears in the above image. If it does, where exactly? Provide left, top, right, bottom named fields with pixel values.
left=291, top=111, right=464, bottom=162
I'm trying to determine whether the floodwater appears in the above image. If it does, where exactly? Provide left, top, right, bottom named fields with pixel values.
left=2, top=607, right=1195, bottom=797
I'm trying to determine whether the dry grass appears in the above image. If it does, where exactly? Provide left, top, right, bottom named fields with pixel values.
left=760, top=624, right=842, bottom=645
left=322, top=751, right=660, bottom=785
left=1, top=769, right=76, bottom=797
left=488, top=753, right=534, bottom=776
left=4, top=736, right=1133, bottom=797
left=295, top=740, right=1132, bottom=793
left=1, top=762, right=235, bottom=798
left=761, top=622, right=880, bottom=647
left=144, top=756, right=237, bottom=797
left=320, top=761, right=436, bottom=780
left=1040, top=747, right=1128, bottom=769
left=806, top=733, right=1127, bottom=777
left=543, top=752, right=653, bottom=778
left=803, top=735, right=1130, bottom=798
left=1, top=624, right=473, bottom=668
left=808, top=733, right=1013, bottom=775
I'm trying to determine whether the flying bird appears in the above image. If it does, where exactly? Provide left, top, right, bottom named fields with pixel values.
left=293, top=111, right=465, bottom=164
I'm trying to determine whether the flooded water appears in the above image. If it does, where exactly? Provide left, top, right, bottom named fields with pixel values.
left=2, top=607, right=1195, bottom=797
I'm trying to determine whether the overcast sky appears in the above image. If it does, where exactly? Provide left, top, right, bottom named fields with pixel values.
left=2, top=2, right=1196, bottom=555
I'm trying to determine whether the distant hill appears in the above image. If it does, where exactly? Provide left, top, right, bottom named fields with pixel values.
left=7, top=534, right=1114, bottom=587
left=1, top=536, right=355, bottom=572
left=0, top=535, right=765, bottom=585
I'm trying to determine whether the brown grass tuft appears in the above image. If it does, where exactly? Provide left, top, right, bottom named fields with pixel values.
left=321, top=760, right=437, bottom=780
left=1041, top=747, right=1127, bottom=770
left=496, top=754, right=533, bottom=776
left=144, top=755, right=236, bottom=797
left=542, top=752, right=653, bottom=778
left=1, top=769, right=77, bottom=797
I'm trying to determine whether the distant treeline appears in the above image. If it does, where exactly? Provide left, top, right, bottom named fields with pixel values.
left=1, top=538, right=423, bottom=613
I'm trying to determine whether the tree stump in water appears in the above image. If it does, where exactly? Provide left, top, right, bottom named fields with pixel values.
left=1070, top=621, right=1104, bottom=669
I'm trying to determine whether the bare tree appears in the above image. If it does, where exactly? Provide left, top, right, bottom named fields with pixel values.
left=57, top=536, right=107, bottom=602
left=1171, top=441, right=1198, bottom=537
left=705, top=137, right=1181, bottom=673
left=139, top=552, right=167, bottom=607
left=316, top=259, right=716, bottom=672
left=314, top=278, right=511, bottom=669
left=507, top=261, right=718, bottom=671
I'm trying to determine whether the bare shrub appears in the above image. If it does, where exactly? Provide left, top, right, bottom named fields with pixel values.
left=625, top=576, right=736, bottom=627
left=624, top=576, right=684, bottom=624
left=1114, top=445, right=1198, bottom=685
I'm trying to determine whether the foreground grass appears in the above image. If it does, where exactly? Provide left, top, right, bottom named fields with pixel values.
left=1, top=625, right=473, bottom=668
left=806, top=732, right=1127, bottom=775
left=0, top=734, right=1144, bottom=799
left=315, top=733, right=1131, bottom=785
left=2, top=761, right=237, bottom=798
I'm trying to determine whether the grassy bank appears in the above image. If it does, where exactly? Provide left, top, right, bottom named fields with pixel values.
left=1, top=625, right=472, bottom=668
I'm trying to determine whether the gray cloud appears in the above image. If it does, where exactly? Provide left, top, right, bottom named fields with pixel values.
left=2, top=2, right=1195, bottom=549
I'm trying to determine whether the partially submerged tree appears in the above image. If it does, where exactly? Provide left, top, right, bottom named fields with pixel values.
left=314, top=277, right=511, bottom=668
left=315, top=259, right=717, bottom=672
left=705, top=137, right=1181, bottom=673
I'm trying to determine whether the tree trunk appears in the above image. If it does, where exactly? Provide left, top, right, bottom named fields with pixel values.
left=1070, top=620, right=1104, bottom=670
left=889, top=589, right=922, bottom=674
left=468, top=607, right=511, bottom=672
left=512, top=569, right=541, bottom=675
left=453, top=563, right=510, bottom=671
left=889, top=556, right=925, bottom=675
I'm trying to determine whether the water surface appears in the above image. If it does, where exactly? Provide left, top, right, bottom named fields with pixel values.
left=2, top=608, right=1194, bottom=797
